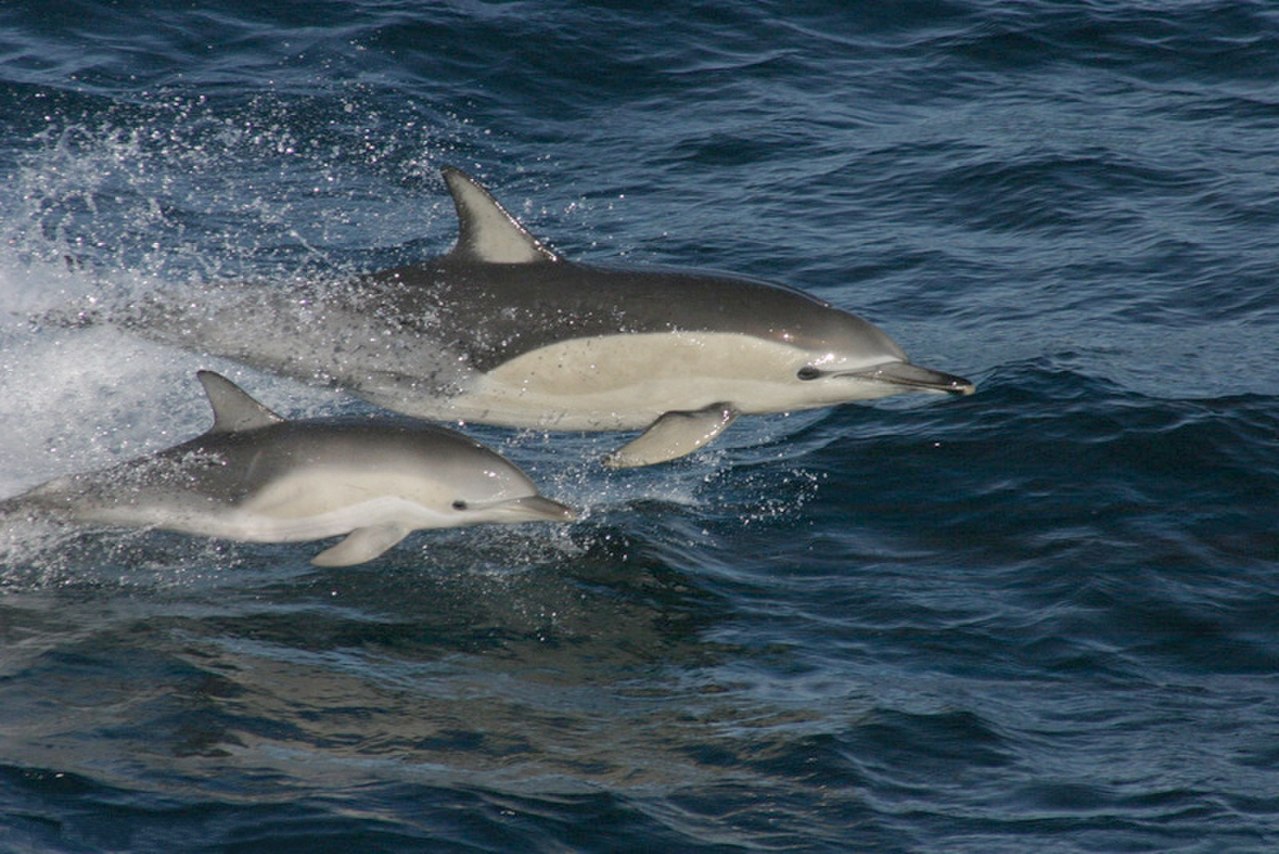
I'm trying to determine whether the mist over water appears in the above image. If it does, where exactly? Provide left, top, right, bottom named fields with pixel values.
left=2, top=1, right=1279, bottom=850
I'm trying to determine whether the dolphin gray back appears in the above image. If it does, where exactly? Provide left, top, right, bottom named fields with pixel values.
left=169, top=418, right=529, bottom=503
left=359, top=259, right=905, bottom=374
left=350, top=166, right=904, bottom=373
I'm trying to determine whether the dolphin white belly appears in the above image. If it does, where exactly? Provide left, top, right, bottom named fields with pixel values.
left=447, top=331, right=901, bottom=429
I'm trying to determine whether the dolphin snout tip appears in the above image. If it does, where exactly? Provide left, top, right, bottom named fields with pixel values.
left=907, top=365, right=974, bottom=396
left=513, top=495, right=579, bottom=523
left=550, top=502, right=580, bottom=522
left=852, top=362, right=976, bottom=396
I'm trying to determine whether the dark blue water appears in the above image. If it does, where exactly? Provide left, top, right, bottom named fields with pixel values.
left=2, top=1, right=1278, bottom=850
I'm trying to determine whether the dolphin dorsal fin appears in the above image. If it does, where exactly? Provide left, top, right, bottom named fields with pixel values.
left=441, top=166, right=560, bottom=264
left=196, top=370, right=285, bottom=434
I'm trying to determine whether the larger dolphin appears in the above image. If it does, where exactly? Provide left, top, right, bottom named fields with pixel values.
left=0, top=371, right=575, bottom=566
left=148, top=168, right=973, bottom=467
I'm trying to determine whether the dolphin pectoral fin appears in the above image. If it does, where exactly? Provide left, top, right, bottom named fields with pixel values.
left=311, top=524, right=411, bottom=567
left=604, top=403, right=739, bottom=468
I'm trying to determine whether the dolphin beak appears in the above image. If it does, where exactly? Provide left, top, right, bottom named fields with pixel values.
left=843, top=362, right=975, bottom=395
left=496, top=495, right=579, bottom=522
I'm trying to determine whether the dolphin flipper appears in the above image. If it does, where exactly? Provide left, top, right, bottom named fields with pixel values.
left=311, top=524, right=411, bottom=567
left=604, top=403, right=738, bottom=468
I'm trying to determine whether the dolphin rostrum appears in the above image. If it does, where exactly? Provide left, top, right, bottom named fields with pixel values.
left=0, top=371, right=576, bottom=566
left=144, top=168, right=974, bottom=467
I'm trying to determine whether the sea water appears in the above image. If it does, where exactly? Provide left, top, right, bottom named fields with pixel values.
left=1, top=2, right=1278, bottom=850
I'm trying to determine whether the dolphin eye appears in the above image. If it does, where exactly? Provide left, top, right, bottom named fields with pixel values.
left=796, top=366, right=822, bottom=381
left=452, top=500, right=468, bottom=511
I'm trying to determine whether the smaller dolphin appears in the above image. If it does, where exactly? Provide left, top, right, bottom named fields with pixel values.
left=0, top=371, right=575, bottom=566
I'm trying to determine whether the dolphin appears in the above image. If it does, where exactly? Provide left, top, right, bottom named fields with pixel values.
left=0, top=371, right=576, bottom=566
left=141, top=168, right=974, bottom=467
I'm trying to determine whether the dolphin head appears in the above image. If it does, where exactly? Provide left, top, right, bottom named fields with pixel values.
left=417, top=441, right=577, bottom=527
left=771, top=300, right=975, bottom=407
